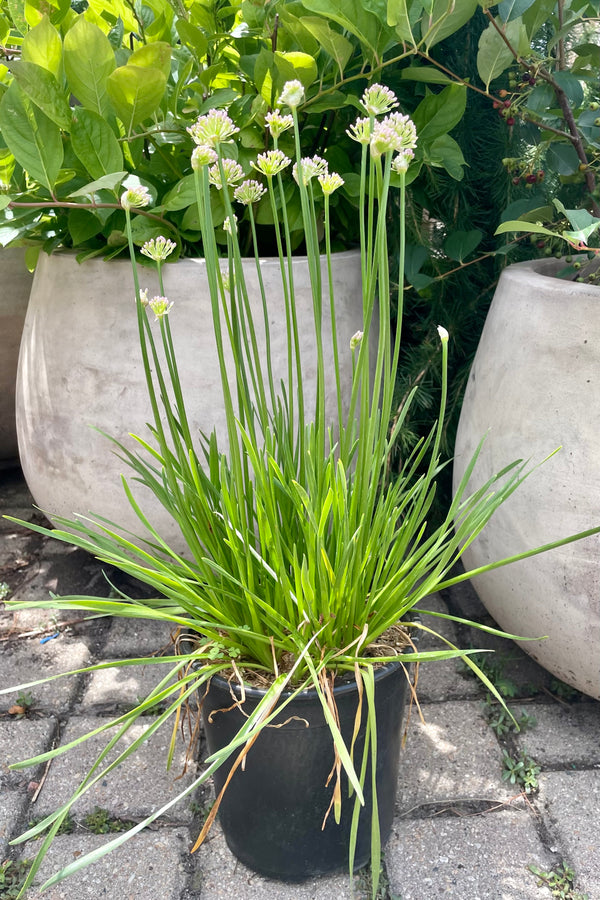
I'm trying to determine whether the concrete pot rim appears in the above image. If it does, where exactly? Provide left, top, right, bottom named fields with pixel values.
left=499, top=256, right=600, bottom=301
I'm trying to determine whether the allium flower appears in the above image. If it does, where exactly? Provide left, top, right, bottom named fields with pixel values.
left=292, top=155, right=328, bottom=186
left=370, top=114, right=417, bottom=158
left=369, top=122, right=398, bottom=158
left=265, top=110, right=294, bottom=138
left=141, top=236, right=177, bottom=262
left=121, top=186, right=152, bottom=210
left=234, top=179, right=267, bottom=205
left=187, top=109, right=239, bottom=147
left=251, top=150, right=292, bottom=177
left=437, top=324, right=449, bottom=343
left=350, top=331, right=363, bottom=351
left=223, top=214, right=237, bottom=235
left=384, top=112, right=418, bottom=152
left=278, top=79, right=304, bottom=109
left=191, top=145, right=218, bottom=170
left=139, top=288, right=149, bottom=307
left=361, top=84, right=398, bottom=116
left=391, top=149, right=415, bottom=174
left=208, top=158, right=244, bottom=190
left=148, top=295, right=173, bottom=320
left=318, top=172, right=344, bottom=195
left=346, top=117, right=371, bottom=145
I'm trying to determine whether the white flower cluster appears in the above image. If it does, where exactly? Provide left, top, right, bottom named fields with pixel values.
left=346, top=84, right=417, bottom=171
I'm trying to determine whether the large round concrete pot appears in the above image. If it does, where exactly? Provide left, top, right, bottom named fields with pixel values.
left=453, top=257, right=600, bottom=698
left=0, top=248, right=33, bottom=463
left=16, top=250, right=367, bottom=550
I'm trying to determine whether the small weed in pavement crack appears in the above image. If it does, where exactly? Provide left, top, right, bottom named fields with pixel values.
left=501, top=749, right=540, bottom=793
left=529, top=861, right=589, bottom=899
left=84, top=807, right=135, bottom=834
left=0, top=860, right=32, bottom=899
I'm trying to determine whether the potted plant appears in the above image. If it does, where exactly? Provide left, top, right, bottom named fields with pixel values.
left=444, top=0, right=600, bottom=699
left=0, top=0, right=475, bottom=538
left=3, top=82, right=599, bottom=898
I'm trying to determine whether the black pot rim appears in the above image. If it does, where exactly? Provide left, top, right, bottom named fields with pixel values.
left=208, top=655, right=409, bottom=703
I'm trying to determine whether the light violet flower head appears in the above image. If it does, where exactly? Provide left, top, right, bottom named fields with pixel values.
left=251, top=150, right=292, bottom=177
left=350, top=330, right=363, bottom=351
left=208, top=158, right=244, bottom=190
left=187, top=109, right=239, bottom=148
left=278, top=79, right=304, bottom=109
left=223, top=214, right=237, bottom=235
left=265, top=110, right=294, bottom=139
left=141, top=236, right=177, bottom=262
left=293, top=155, right=328, bottom=186
left=346, top=117, right=371, bottom=145
left=148, top=295, right=173, bottom=321
left=234, top=179, right=267, bottom=205
left=391, top=149, right=415, bottom=174
left=191, top=145, right=218, bottom=170
left=121, top=185, right=152, bottom=210
left=318, top=171, right=344, bottom=195
left=361, top=84, right=398, bottom=116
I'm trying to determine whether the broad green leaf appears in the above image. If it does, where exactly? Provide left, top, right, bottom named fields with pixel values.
left=0, top=194, right=11, bottom=210
left=86, top=0, right=138, bottom=33
left=427, top=133, right=466, bottom=179
left=7, top=0, right=27, bottom=35
left=577, top=109, right=600, bottom=144
left=553, top=199, right=600, bottom=240
left=443, top=228, right=483, bottom=261
left=130, top=216, right=167, bottom=246
left=161, top=174, right=196, bottom=211
left=253, top=48, right=278, bottom=107
left=422, top=0, right=479, bottom=49
left=21, top=14, right=62, bottom=79
left=68, top=171, right=127, bottom=197
left=477, top=18, right=522, bottom=90
left=71, top=107, right=123, bottom=180
left=176, top=20, right=208, bottom=58
left=24, top=0, right=70, bottom=27
left=412, top=84, right=467, bottom=143
left=521, top=0, right=555, bottom=38
left=107, top=65, right=167, bottom=132
left=300, top=18, right=354, bottom=77
left=67, top=208, right=104, bottom=244
left=305, top=90, right=353, bottom=114
left=387, top=0, right=420, bottom=43
left=129, top=41, right=172, bottom=79
left=64, top=17, right=116, bottom=118
left=552, top=71, right=584, bottom=109
left=400, top=66, right=453, bottom=84
left=0, top=82, right=63, bottom=191
left=525, top=82, right=554, bottom=113
left=498, top=0, right=536, bottom=21
left=546, top=142, right=580, bottom=176
left=275, top=51, right=318, bottom=89
left=9, top=59, right=70, bottom=129
left=302, top=0, right=391, bottom=65
left=495, top=219, right=557, bottom=237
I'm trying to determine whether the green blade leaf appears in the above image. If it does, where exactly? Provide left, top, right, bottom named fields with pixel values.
left=0, top=81, right=63, bottom=192
left=9, top=59, right=71, bottom=129
left=106, top=64, right=167, bottom=132
left=64, top=17, right=116, bottom=118
left=71, top=107, right=124, bottom=180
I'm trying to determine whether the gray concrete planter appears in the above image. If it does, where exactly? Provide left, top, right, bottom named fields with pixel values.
left=16, top=250, right=366, bottom=550
left=453, top=258, right=600, bottom=698
left=0, top=248, right=33, bottom=464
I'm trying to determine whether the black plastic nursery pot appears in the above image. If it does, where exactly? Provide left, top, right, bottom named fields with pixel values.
left=201, top=659, right=412, bottom=881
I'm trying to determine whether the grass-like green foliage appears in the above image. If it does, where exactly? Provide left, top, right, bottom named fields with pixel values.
left=3, top=83, right=599, bottom=899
